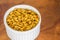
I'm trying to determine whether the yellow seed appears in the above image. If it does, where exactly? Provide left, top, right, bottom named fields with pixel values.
left=14, top=26, right=18, bottom=29
left=31, top=12, right=34, bottom=15
left=25, top=18, right=27, bottom=20
left=16, top=8, right=21, bottom=12
left=26, top=26, right=31, bottom=30
left=8, top=15, right=12, bottom=18
left=28, top=21, right=31, bottom=24
left=10, top=12, right=13, bottom=15
left=24, top=23, right=27, bottom=26
left=27, top=10, right=31, bottom=13
left=27, top=19, right=31, bottom=21
left=20, top=27, right=25, bottom=31
left=13, top=22, right=16, bottom=25
left=36, top=18, right=39, bottom=21
left=18, top=16, right=21, bottom=18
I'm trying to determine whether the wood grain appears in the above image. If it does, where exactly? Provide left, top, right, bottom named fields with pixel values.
left=0, top=0, right=60, bottom=40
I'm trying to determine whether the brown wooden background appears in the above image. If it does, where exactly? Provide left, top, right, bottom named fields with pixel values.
left=0, top=0, right=60, bottom=40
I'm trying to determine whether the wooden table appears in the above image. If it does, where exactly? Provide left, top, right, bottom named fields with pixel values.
left=0, top=0, right=60, bottom=40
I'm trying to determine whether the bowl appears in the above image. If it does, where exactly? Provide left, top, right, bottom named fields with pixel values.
left=4, top=4, right=41, bottom=40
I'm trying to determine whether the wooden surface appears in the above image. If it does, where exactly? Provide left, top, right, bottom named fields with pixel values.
left=0, top=0, right=60, bottom=40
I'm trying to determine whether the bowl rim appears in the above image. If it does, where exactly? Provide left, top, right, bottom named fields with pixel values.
left=4, top=4, right=41, bottom=33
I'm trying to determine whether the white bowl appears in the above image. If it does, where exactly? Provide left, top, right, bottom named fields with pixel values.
left=4, top=4, right=41, bottom=40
